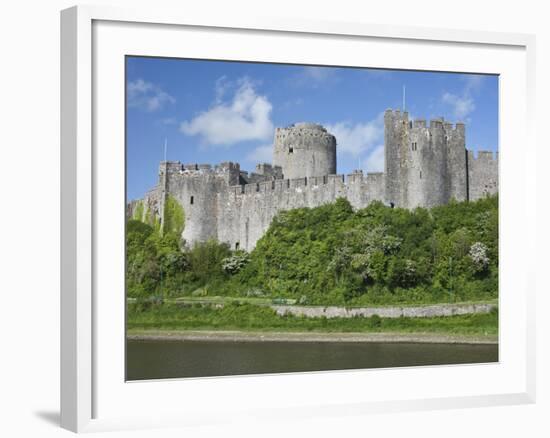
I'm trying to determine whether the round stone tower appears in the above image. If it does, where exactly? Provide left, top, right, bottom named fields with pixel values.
left=272, top=122, right=336, bottom=180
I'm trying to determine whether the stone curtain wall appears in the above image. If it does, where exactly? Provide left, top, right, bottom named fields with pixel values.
left=467, top=151, right=499, bottom=200
left=217, top=171, right=385, bottom=251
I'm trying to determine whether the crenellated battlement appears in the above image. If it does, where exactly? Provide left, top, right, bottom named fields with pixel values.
left=221, top=170, right=384, bottom=205
left=382, top=110, right=464, bottom=133
left=385, top=108, right=408, bottom=118
left=129, top=111, right=497, bottom=251
left=162, top=160, right=241, bottom=175
left=275, top=123, right=332, bottom=138
left=408, top=118, right=464, bottom=133
left=467, top=150, right=498, bottom=162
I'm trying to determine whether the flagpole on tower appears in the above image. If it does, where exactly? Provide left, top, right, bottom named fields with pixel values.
left=403, top=85, right=406, bottom=111
left=164, top=137, right=167, bottom=162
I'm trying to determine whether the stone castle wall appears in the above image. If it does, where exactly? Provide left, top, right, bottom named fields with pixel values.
left=134, top=167, right=385, bottom=251
left=467, top=150, right=499, bottom=201
left=216, top=171, right=384, bottom=251
left=128, top=112, right=498, bottom=251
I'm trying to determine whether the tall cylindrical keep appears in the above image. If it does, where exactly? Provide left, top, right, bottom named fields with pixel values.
left=272, top=123, right=336, bottom=180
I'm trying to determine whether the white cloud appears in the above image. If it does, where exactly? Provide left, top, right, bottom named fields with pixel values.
left=463, top=74, right=485, bottom=93
left=326, top=113, right=384, bottom=157
left=302, top=67, right=335, bottom=82
left=290, top=66, right=339, bottom=88
left=127, top=79, right=175, bottom=112
left=246, top=144, right=272, bottom=163
left=363, top=144, right=385, bottom=172
left=441, top=74, right=485, bottom=120
left=180, top=78, right=273, bottom=146
left=442, top=92, right=475, bottom=120
left=214, top=75, right=230, bottom=103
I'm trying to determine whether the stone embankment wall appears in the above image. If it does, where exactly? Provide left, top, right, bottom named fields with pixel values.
left=272, top=302, right=496, bottom=319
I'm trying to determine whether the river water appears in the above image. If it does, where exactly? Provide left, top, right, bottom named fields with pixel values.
left=126, top=339, right=498, bottom=380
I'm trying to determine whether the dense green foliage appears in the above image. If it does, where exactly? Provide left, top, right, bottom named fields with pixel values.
left=163, top=194, right=185, bottom=236
left=126, top=220, right=184, bottom=298
left=132, top=200, right=144, bottom=221
left=127, top=302, right=498, bottom=337
left=127, top=195, right=498, bottom=306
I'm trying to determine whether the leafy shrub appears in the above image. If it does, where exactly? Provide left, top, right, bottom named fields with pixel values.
left=221, top=251, right=250, bottom=275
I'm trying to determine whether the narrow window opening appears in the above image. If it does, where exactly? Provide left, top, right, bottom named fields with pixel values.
left=288, top=147, right=294, bottom=154
left=304, top=177, right=307, bottom=186
left=419, top=171, right=422, bottom=179
left=235, top=242, right=240, bottom=250
left=256, top=183, right=260, bottom=192
left=190, top=196, right=194, bottom=205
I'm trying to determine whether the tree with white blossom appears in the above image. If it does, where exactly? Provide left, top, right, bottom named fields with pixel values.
left=469, top=241, right=489, bottom=272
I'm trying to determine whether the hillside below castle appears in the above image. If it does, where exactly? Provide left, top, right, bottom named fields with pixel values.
left=128, top=109, right=498, bottom=251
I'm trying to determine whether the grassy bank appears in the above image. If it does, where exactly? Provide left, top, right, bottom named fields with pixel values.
left=127, top=302, right=498, bottom=338
left=128, top=295, right=497, bottom=308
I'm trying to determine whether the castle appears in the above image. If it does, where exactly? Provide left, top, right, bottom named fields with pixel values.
left=128, top=109, right=498, bottom=251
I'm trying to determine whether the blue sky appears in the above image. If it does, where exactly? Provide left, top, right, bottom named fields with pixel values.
left=126, top=56, right=498, bottom=200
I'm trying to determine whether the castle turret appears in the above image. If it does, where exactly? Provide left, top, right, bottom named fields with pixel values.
left=385, top=110, right=467, bottom=209
left=272, top=122, right=336, bottom=180
left=154, top=161, right=242, bottom=247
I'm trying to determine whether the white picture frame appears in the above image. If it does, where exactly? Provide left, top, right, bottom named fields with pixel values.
left=60, top=4, right=536, bottom=433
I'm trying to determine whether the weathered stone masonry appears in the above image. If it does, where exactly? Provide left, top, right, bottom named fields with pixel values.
left=129, top=110, right=498, bottom=251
